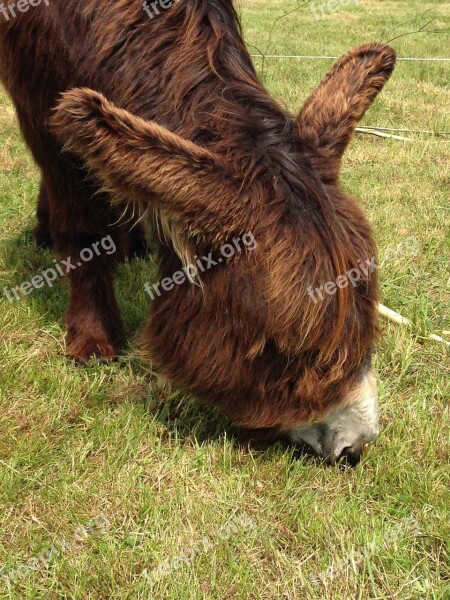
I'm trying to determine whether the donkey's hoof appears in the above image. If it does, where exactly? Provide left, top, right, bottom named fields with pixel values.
left=67, top=337, right=120, bottom=365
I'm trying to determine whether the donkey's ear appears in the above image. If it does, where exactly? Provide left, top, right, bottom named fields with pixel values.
left=49, top=88, right=254, bottom=245
left=297, top=43, right=396, bottom=182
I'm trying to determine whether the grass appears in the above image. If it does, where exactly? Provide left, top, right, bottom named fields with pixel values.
left=0, top=1, right=449, bottom=598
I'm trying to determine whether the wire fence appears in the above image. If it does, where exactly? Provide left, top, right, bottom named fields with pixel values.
left=251, top=54, right=450, bottom=62
left=250, top=52, right=450, bottom=139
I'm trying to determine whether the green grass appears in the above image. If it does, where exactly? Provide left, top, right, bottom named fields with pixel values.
left=0, top=1, right=449, bottom=598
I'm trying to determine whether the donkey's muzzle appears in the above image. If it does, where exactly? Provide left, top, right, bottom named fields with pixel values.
left=287, top=370, right=380, bottom=467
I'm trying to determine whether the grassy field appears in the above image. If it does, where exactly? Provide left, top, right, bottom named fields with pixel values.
left=0, top=0, right=449, bottom=598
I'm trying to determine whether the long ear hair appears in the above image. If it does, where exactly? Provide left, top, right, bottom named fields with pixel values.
left=49, top=88, right=258, bottom=246
left=297, top=43, right=396, bottom=182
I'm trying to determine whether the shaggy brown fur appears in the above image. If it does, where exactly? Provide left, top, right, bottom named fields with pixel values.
left=0, top=0, right=396, bottom=433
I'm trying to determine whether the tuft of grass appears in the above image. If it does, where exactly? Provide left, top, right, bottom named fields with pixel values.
left=1, top=1, right=449, bottom=598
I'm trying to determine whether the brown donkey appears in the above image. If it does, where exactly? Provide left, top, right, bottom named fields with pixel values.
left=0, top=1, right=396, bottom=464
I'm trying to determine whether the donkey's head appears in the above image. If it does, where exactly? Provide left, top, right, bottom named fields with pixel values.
left=50, top=43, right=396, bottom=465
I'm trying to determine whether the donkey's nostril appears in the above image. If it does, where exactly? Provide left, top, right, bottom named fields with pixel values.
left=339, top=445, right=363, bottom=467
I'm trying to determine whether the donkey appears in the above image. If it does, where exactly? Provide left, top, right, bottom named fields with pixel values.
left=0, top=0, right=396, bottom=464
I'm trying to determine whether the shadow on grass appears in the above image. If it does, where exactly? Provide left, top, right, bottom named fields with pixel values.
left=142, top=382, right=322, bottom=464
